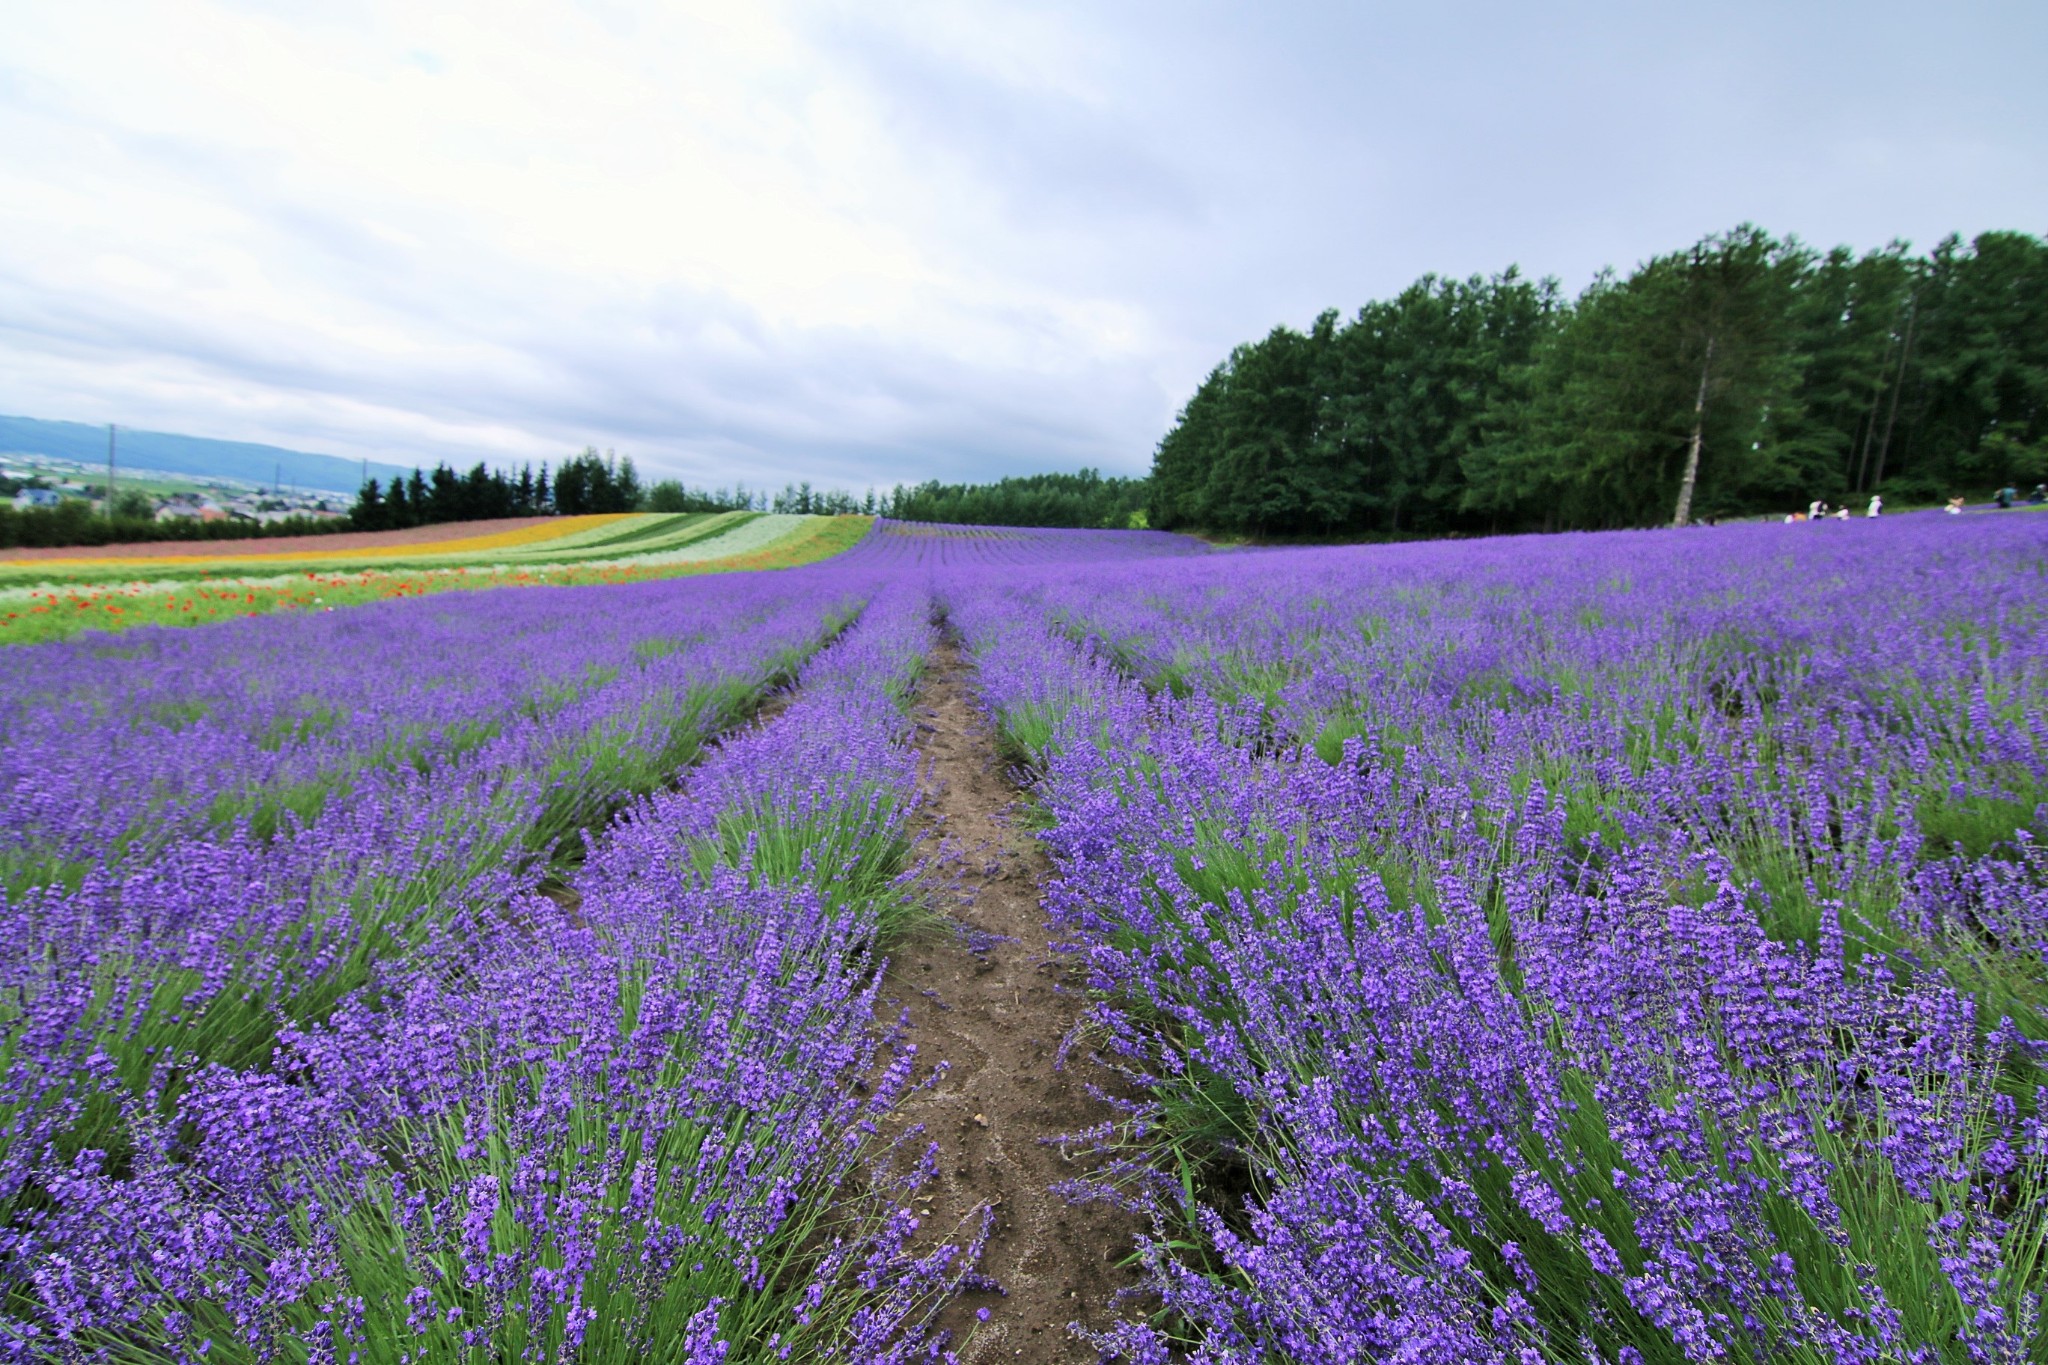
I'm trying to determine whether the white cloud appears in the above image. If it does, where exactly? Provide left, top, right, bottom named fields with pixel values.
left=0, top=0, right=2041, bottom=488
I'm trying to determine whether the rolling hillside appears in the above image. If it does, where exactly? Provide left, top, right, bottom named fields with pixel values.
left=0, top=414, right=413, bottom=495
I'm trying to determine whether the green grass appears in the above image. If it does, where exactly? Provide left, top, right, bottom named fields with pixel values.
left=690, top=787, right=927, bottom=942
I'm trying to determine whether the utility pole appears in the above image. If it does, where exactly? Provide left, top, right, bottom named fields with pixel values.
left=107, top=423, right=117, bottom=519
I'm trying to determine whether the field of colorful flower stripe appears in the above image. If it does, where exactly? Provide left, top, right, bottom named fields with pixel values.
left=0, top=512, right=628, bottom=567
left=4, top=510, right=2045, bottom=1361
left=0, top=513, right=872, bottom=644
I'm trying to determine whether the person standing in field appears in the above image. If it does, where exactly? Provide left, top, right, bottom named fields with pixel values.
left=1946, top=496, right=1966, bottom=514
left=1996, top=484, right=2017, bottom=509
left=1809, top=499, right=1825, bottom=520
left=1866, top=494, right=1882, bottom=517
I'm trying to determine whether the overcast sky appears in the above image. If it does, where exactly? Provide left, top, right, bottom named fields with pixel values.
left=2, top=2, right=2042, bottom=490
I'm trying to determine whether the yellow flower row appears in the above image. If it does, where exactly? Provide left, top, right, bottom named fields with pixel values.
left=1, top=514, right=630, bottom=569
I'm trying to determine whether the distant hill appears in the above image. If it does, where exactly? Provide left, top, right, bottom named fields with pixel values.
left=0, top=415, right=414, bottom=496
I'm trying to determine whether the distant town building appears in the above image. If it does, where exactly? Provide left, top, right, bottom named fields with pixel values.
left=12, top=488, right=61, bottom=509
left=156, top=500, right=230, bottom=523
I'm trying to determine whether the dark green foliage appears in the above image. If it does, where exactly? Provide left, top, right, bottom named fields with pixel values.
left=1480, top=227, right=1805, bottom=529
left=107, top=488, right=156, bottom=520
left=1778, top=242, right=1918, bottom=506
left=0, top=499, right=358, bottom=550
left=348, top=455, right=1146, bottom=538
left=551, top=447, right=642, bottom=515
left=769, top=481, right=867, bottom=515
left=349, top=447, right=639, bottom=528
left=657, top=474, right=1145, bottom=527
left=1155, top=271, right=1556, bottom=537
left=1901, top=232, right=2048, bottom=498
left=646, top=479, right=755, bottom=514
left=349, top=458, right=552, bottom=530
left=1153, top=226, right=2048, bottom=536
left=882, top=468, right=1149, bottom=528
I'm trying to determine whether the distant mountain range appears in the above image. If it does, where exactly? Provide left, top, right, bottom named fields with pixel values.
left=0, top=415, right=415, bottom=495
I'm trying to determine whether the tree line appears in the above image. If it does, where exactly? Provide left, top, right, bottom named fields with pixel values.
left=349, top=454, right=1151, bottom=530
left=351, top=458, right=877, bottom=524
left=9, top=443, right=1163, bottom=550
left=1150, top=226, right=2048, bottom=536
left=0, top=500, right=351, bottom=551
left=734, top=472, right=1145, bottom=526
left=883, top=470, right=1148, bottom=528
left=350, top=448, right=647, bottom=528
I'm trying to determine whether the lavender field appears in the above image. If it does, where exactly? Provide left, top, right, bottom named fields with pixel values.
left=3, top=512, right=2046, bottom=1362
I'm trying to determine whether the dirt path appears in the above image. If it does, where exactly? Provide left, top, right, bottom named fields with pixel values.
left=887, top=639, right=1146, bottom=1362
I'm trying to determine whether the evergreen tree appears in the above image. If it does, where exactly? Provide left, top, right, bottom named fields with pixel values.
left=1892, top=232, right=2048, bottom=496
left=886, top=469, right=1151, bottom=528
left=553, top=453, right=590, bottom=514
left=1153, top=271, right=1557, bottom=536
left=612, top=454, right=642, bottom=512
left=1149, top=366, right=1227, bottom=531
left=1138, top=222, right=2044, bottom=537
left=1196, top=324, right=1328, bottom=535
left=1775, top=243, right=1916, bottom=505
left=353, top=478, right=387, bottom=531
left=1485, top=226, right=1804, bottom=529
left=427, top=464, right=460, bottom=521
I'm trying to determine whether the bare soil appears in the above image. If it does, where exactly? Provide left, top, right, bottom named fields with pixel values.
left=887, top=640, right=1147, bottom=1362
left=2, top=516, right=562, bottom=561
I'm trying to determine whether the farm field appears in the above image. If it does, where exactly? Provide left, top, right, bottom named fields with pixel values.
left=1, top=511, right=2045, bottom=1361
left=0, top=513, right=871, bottom=644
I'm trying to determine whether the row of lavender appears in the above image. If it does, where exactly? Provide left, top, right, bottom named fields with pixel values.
left=1, top=576, right=865, bottom=892
left=950, top=513, right=2048, bottom=1362
left=2, top=575, right=855, bottom=1223
left=0, top=571, right=979, bottom=1358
